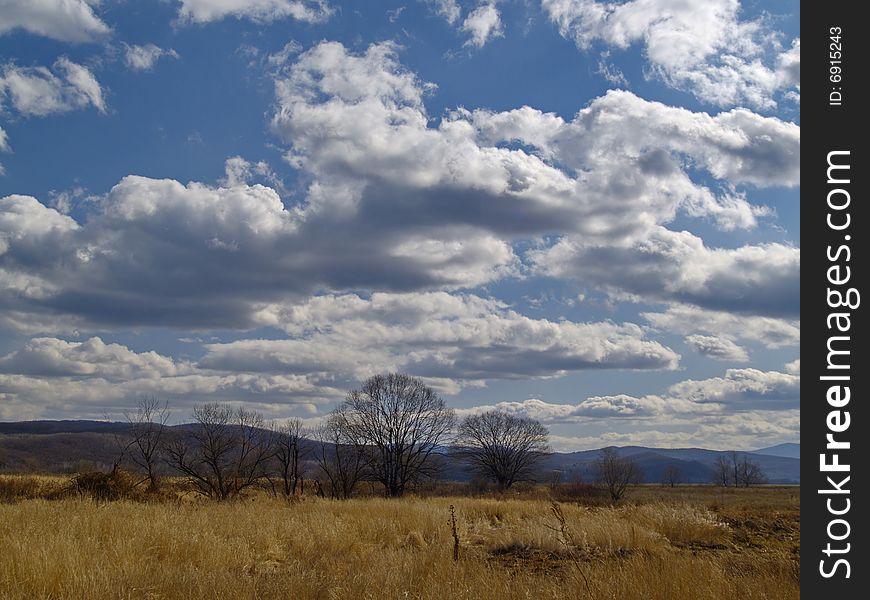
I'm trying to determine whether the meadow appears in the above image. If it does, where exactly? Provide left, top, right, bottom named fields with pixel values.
left=0, top=475, right=798, bottom=600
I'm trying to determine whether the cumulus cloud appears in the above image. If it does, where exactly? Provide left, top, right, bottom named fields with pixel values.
left=461, top=3, right=503, bottom=48
left=0, top=57, right=105, bottom=116
left=0, top=42, right=798, bottom=335
left=272, top=41, right=795, bottom=241
left=0, top=0, right=109, bottom=43
left=541, top=0, right=800, bottom=109
left=547, top=409, right=800, bottom=451
left=123, top=43, right=180, bottom=71
left=0, top=336, right=342, bottom=420
left=461, top=367, right=798, bottom=421
left=0, top=176, right=520, bottom=331
left=643, top=304, right=800, bottom=348
left=0, top=304, right=679, bottom=418
left=176, top=0, right=333, bottom=24
left=457, top=366, right=799, bottom=451
left=201, top=291, right=680, bottom=389
left=531, top=228, right=800, bottom=318
left=458, top=393, right=699, bottom=422
left=0, top=337, right=187, bottom=379
left=685, top=334, right=748, bottom=362
left=784, top=359, right=799, bottom=375
left=0, top=126, right=9, bottom=152
left=668, top=368, right=799, bottom=410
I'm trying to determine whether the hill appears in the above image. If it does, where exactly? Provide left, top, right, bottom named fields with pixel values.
left=0, top=420, right=799, bottom=483
left=752, top=443, right=800, bottom=459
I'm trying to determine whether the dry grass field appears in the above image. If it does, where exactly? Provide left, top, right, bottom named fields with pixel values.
left=0, top=475, right=799, bottom=600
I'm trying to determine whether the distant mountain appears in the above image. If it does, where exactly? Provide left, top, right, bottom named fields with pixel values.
left=753, top=443, right=800, bottom=459
left=0, top=420, right=131, bottom=435
left=534, top=445, right=799, bottom=484
left=0, top=420, right=799, bottom=483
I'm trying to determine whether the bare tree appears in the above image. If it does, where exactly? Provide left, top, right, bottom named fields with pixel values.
left=334, top=373, right=456, bottom=497
left=125, top=396, right=170, bottom=490
left=312, top=409, right=366, bottom=499
left=735, top=456, right=767, bottom=487
left=712, top=455, right=731, bottom=486
left=454, top=410, right=550, bottom=490
left=164, top=403, right=273, bottom=500
left=271, top=418, right=309, bottom=496
left=661, top=465, right=684, bottom=488
left=729, top=451, right=741, bottom=487
left=593, top=447, right=642, bottom=503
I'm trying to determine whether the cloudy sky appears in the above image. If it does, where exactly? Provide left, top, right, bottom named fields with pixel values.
left=0, top=0, right=799, bottom=451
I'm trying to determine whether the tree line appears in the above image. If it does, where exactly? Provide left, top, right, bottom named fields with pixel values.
left=113, top=372, right=766, bottom=502
left=117, top=373, right=551, bottom=501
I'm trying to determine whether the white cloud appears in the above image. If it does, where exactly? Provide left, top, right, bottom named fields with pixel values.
left=266, top=41, right=303, bottom=68
left=458, top=393, right=700, bottom=422
left=428, top=0, right=461, bottom=25
left=220, top=155, right=282, bottom=189
left=461, top=3, right=503, bottom=48
left=0, top=57, right=105, bottom=116
left=457, top=366, right=799, bottom=450
left=0, top=0, right=109, bottom=43
left=201, top=291, right=680, bottom=390
left=123, top=43, right=179, bottom=71
left=541, top=0, right=800, bottom=109
left=0, top=42, right=798, bottom=336
left=0, top=337, right=187, bottom=379
left=685, top=334, right=748, bottom=362
left=177, top=0, right=333, bottom=24
left=784, top=359, right=799, bottom=375
left=0, top=336, right=342, bottom=420
left=668, top=368, right=799, bottom=410
left=460, top=367, right=798, bottom=421
left=272, top=42, right=796, bottom=244
left=531, top=228, right=799, bottom=318
left=547, top=409, right=800, bottom=451
left=0, top=126, right=9, bottom=152
left=643, top=304, right=799, bottom=348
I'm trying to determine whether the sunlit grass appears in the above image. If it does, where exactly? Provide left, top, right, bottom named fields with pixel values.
left=0, top=476, right=799, bottom=599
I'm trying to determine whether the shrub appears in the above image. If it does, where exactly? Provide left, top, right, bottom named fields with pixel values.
left=69, top=469, right=142, bottom=501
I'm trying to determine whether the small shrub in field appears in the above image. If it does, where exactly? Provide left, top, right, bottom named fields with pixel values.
left=69, top=470, right=142, bottom=501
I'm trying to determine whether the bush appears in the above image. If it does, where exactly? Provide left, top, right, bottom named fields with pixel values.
left=69, top=470, right=142, bottom=501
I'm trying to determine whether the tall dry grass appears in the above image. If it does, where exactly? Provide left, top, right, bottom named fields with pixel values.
left=0, top=477, right=799, bottom=600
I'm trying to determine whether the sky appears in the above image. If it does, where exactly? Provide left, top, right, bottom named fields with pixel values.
left=0, top=0, right=800, bottom=451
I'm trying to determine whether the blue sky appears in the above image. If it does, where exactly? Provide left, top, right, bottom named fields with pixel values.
left=0, top=0, right=799, bottom=450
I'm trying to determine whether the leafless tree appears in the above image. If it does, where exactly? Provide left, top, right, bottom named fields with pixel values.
left=729, top=451, right=741, bottom=487
left=312, top=409, right=366, bottom=499
left=454, top=410, right=550, bottom=490
left=124, top=396, right=170, bottom=490
left=735, top=456, right=767, bottom=487
left=334, top=373, right=456, bottom=497
left=712, top=455, right=732, bottom=486
left=271, top=418, right=309, bottom=496
left=593, top=447, right=642, bottom=503
left=164, top=403, right=273, bottom=500
left=661, top=464, right=684, bottom=488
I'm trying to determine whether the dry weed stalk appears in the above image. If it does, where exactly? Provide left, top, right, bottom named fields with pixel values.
left=547, top=501, right=591, bottom=593
left=449, top=504, right=460, bottom=561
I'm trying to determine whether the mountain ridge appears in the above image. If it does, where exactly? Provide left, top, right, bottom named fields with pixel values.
left=0, top=420, right=800, bottom=483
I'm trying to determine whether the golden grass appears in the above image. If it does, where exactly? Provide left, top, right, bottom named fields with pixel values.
left=0, top=477, right=799, bottom=600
